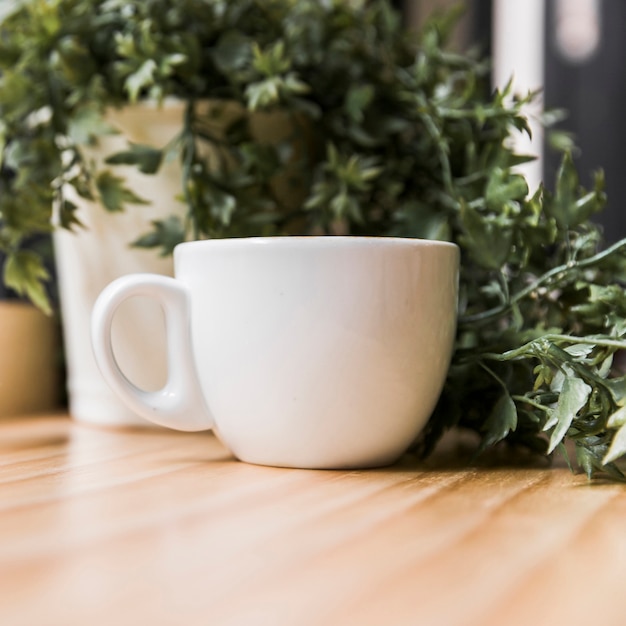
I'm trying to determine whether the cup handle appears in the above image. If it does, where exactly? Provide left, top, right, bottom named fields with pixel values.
left=91, top=273, right=215, bottom=432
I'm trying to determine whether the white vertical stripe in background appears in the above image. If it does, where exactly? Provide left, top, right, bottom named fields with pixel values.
left=492, top=0, right=546, bottom=193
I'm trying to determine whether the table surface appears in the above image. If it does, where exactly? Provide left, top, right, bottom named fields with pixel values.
left=2, top=414, right=626, bottom=626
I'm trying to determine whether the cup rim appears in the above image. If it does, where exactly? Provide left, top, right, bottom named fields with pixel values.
left=176, top=236, right=459, bottom=252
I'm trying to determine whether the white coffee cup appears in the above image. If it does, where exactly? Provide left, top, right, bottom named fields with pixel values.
left=91, top=237, right=459, bottom=469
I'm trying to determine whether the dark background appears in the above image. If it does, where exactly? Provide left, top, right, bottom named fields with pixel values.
left=543, top=1, right=626, bottom=242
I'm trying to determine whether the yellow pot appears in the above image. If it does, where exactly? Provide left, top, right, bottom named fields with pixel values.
left=0, top=301, right=60, bottom=417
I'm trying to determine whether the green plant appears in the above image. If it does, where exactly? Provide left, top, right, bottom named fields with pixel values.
left=2, top=0, right=626, bottom=478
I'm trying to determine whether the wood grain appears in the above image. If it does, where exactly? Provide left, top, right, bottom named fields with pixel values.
left=1, top=414, right=625, bottom=626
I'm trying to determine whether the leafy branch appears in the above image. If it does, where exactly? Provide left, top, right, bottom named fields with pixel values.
left=460, top=238, right=626, bottom=327
left=2, top=0, right=626, bottom=478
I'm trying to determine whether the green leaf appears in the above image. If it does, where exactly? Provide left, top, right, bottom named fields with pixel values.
left=245, top=78, right=280, bottom=110
left=546, top=151, right=605, bottom=228
left=53, top=35, right=96, bottom=84
left=479, top=392, right=518, bottom=451
left=546, top=377, right=592, bottom=454
left=607, top=405, right=626, bottom=429
left=3, top=250, right=51, bottom=314
left=68, top=106, right=114, bottom=146
left=554, top=152, right=578, bottom=218
left=604, top=422, right=626, bottom=464
left=460, top=203, right=513, bottom=270
left=548, top=129, right=576, bottom=152
left=162, top=52, right=187, bottom=72
left=485, top=168, right=528, bottom=211
left=96, top=171, right=148, bottom=212
left=345, top=84, right=374, bottom=124
left=132, top=215, right=185, bottom=256
left=124, top=59, right=157, bottom=103
left=209, top=189, right=237, bottom=226
left=212, top=30, right=252, bottom=74
left=282, top=73, right=310, bottom=96
left=57, top=198, right=82, bottom=230
left=563, top=344, right=594, bottom=359
left=576, top=442, right=624, bottom=480
left=330, top=192, right=361, bottom=222
left=252, top=41, right=290, bottom=76
left=105, top=143, right=164, bottom=174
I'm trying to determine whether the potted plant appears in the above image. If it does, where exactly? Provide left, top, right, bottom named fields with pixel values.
left=2, top=0, right=626, bottom=478
left=0, top=238, right=60, bottom=417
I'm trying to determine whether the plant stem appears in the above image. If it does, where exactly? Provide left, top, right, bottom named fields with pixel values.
left=478, top=360, right=508, bottom=390
left=459, top=238, right=626, bottom=327
left=477, top=333, right=626, bottom=363
left=511, top=395, right=552, bottom=412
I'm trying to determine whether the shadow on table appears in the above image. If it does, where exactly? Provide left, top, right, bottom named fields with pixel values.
left=395, top=429, right=555, bottom=473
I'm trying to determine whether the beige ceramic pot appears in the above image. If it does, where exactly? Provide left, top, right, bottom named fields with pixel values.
left=0, top=301, right=60, bottom=417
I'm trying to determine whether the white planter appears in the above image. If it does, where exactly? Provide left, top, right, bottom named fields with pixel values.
left=54, top=101, right=186, bottom=427
left=0, top=301, right=59, bottom=417
left=54, top=100, right=308, bottom=427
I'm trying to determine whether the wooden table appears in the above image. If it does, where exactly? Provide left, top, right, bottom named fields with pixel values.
left=2, top=414, right=626, bottom=626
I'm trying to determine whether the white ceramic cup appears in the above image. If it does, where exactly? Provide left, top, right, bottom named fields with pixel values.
left=91, top=237, right=459, bottom=469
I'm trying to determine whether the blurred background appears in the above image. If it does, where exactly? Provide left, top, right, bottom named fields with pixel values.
left=397, top=0, right=626, bottom=242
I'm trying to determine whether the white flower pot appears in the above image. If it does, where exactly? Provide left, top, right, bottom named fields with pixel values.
left=54, top=101, right=186, bottom=427
left=54, top=100, right=308, bottom=427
